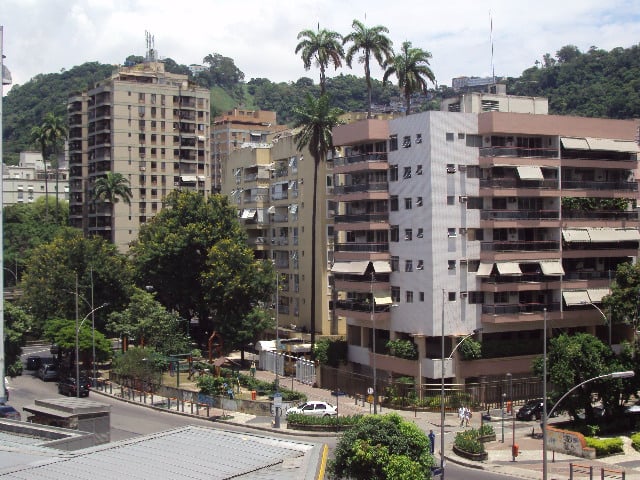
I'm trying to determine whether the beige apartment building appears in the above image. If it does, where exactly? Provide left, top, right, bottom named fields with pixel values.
left=330, top=88, right=640, bottom=392
left=68, top=61, right=211, bottom=251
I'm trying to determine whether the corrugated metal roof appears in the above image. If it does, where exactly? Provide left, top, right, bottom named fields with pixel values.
left=0, top=426, right=322, bottom=480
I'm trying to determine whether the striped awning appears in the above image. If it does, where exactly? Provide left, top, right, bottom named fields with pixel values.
left=563, top=290, right=591, bottom=306
left=496, top=262, right=522, bottom=276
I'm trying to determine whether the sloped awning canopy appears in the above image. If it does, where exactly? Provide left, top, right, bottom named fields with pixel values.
left=612, top=228, right=640, bottom=241
left=476, top=263, right=494, bottom=277
left=588, top=288, right=610, bottom=303
left=587, top=227, right=640, bottom=242
left=563, top=290, right=591, bottom=306
left=180, top=175, right=197, bottom=183
left=562, top=229, right=590, bottom=243
left=516, top=166, right=544, bottom=180
left=374, top=293, right=393, bottom=305
left=587, top=138, right=640, bottom=152
left=496, top=262, right=522, bottom=275
left=331, top=261, right=370, bottom=274
left=539, top=260, right=565, bottom=276
left=370, top=261, right=392, bottom=273
left=240, top=209, right=257, bottom=219
left=561, top=137, right=590, bottom=150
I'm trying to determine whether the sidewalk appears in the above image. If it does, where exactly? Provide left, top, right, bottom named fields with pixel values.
left=93, top=367, right=640, bottom=480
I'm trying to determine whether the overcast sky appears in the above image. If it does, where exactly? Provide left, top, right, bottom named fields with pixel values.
left=2, top=0, right=640, bottom=94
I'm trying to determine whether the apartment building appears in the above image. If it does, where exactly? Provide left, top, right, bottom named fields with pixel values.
left=2, top=151, right=68, bottom=206
left=68, top=61, right=211, bottom=251
left=212, top=109, right=289, bottom=192
left=222, top=131, right=336, bottom=342
left=331, top=90, right=640, bottom=388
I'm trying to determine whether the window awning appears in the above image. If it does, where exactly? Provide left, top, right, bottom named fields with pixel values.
left=561, top=137, right=590, bottom=150
left=197, top=175, right=206, bottom=181
left=588, top=288, right=610, bottom=303
left=371, top=261, right=392, bottom=273
left=563, top=290, right=591, bottom=306
left=562, top=229, right=590, bottom=243
left=588, top=227, right=625, bottom=242
left=516, top=166, right=544, bottom=180
left=613, top=228, right=640, bottom=241
left=476, top=263, right=494, bottom=277
left=331, top=261, right=370, bottom=274
left=267, top=206, right=276, bottom=214
left=289, top=180, right=298, bottom=189
left=257, top=210, right=265, bottom=223
left=240, top=209, right=257, bottom=219
left=180, top=175, right=197, bottom=183
left=539, top=260, right=565, bottom=276
left=289, top=204, right=298, bottom=214
left=496, top=262, right=522, bottom=276
left=374, top=293, right=393, bottom=305
left=587, top=138, right=640, bottom=152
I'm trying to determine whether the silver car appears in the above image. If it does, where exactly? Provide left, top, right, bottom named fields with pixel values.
left=37, top=364, right=59, bottom=382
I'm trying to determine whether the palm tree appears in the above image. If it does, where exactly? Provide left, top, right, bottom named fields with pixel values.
left=295, top=28, right=344, bottom=95
left=383, top=41, right=436, bottom=114
left=29, top=125, right=50, bottom=217
left=343, top=19, right=393, bottom=118
left=93, top=172, right=133, bottom=243
left=293, top=94, right=343, bottom=347
left=41, top=113, right=68, bottom=210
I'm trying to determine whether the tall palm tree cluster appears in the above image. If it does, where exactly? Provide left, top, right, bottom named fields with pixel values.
left=293, top=19, right=436, bottom=344
left=295, top=19, right=436, bottom=117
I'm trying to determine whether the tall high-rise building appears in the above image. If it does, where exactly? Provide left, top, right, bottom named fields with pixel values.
left=331, top=89, right=640, bottom=387
left=68, top=61, right=211, bottom=251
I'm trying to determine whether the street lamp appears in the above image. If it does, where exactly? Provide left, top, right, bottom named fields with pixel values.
left=440, top=289, right=445, bottom=480
left=371, top=271, right=377, bottom=414
left=542, top=370, right=635, bottom=480
left=76, top=303, right=108, bottom=397
left=448, top=328, right=483, bottom=359
left=579, top=301, right=610, bottom=346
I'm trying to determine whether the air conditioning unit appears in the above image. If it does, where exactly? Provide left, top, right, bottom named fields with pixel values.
left=460, top=291, right=468, bottom=297
left=459, top=196, right=468, bottom=203
left=139, top=167, right=146, bottom=171
left=447, top=167, right=456, bottom=174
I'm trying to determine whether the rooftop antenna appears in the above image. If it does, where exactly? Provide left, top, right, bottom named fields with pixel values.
left=145, top=30, right=156, bottom=62
left=489, top=11, right=495, bottom=83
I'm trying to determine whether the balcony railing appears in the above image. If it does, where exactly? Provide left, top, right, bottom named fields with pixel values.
left=480, top=210, right=559, bottom=221
left=479, top=178, right=559, bottom=189
left=481, top=273, right=561, bottom=284
left=334, top=242, right=389, bottom=252
left=333, top=182, right=389, bottom=194
left=333, top=152, right=388, bottom=167
left=561, top=210, right=639, bottom=221
left=335, top=300, right=391, bottom=313
left=482, top=302, right=560, bottom=315
left=334, top=213, right=388, bottom=223
left=480, top=146, right=559, bottom=158
left=561, top=180, right=638, bottom=191
left=562, top=270, right=613, bottom=281
left=480, top=240, right=560, bottom=252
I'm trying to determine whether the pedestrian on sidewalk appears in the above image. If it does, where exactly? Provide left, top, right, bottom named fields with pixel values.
left=458, top=406, right=465, bottom=426
left=464, top=407, right=472, bottom=427
left=428, top=429, right=435, bottom=454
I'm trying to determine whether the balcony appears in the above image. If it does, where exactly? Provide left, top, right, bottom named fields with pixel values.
left=333, top=182, right=388, bottom=195
left=334, top=242, right=389, bottom=253
left=333, top=152, right=388, bottom=167
left=482, top=302, right=560, bottom=315
left=480, top=240, right=560, bottom=252
left=562, top=210, right=639, bottom=221
left=335, top=299, right=391, bottom=313
left=479, top=178, right=559, bottom=189
left=561, top=180, right=638, bottom=192
left=334, top=213, right=388, bottom=224
left=480, top=209, right=559, bottom=221
left=479, top=146, right=559, bottom=159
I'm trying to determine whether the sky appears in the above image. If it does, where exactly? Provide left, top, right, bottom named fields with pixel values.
left=2, top=0, right=640, bottom=94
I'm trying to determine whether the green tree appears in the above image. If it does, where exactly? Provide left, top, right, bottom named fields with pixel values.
left=93, top=172, right=133, bottom=243
left=293, top=94, right=343, bottom=346
left=383, top=41, right=435, bottom=115
left=533, top=333, right=632, bottom=422
left=111, top=346, right=166, bottom=385
left=330, top=413, right=434, bottom=480
left=106, top=287, right=191, bottom=355
left=19, top=229, right=132, bottom=336
left=343, top=19, right=393, bottom=118
left=4, top=302, right=34, bottom=377
left=42, top=318, right=112, bottom=368
left=41, top=112, right=68, bottom=209
left=602, top=262, right=640, bottom=337
left=295, top=28, right=344, bottom=95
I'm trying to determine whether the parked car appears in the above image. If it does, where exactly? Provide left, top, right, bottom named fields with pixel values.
left=516, top=399, right=556, bottom=421
left=625, top=401, right=640, bottom=414
left=26, top=356, right=42, bottom=370
left=58, top=377, right=89, bottom=397
left=36, top=364, right=59, bottom=382
left=286, top=401, right=337, bottom=417
left=0, top=405, right=21, bottom=421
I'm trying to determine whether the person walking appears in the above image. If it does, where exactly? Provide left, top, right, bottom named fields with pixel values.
left=428, top=429, right=436, bottom=455
left=464, top=406, right=472, bottom=427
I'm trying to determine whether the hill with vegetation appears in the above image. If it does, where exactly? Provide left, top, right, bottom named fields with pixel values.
left=3, top=43, right=640, bottom=164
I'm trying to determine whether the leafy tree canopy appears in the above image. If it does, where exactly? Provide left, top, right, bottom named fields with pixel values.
left=42, top=318, right=112, bottom=364
left=4, top=302, right=34, bottom=377
left=19, top=228, right=132, bottom=335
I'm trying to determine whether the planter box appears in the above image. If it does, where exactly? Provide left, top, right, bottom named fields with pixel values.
left=479, top=433, right=496, bottom=443
left=287, top=422, right=352, bottom=432
left=453, top=444, right=488, bottom=461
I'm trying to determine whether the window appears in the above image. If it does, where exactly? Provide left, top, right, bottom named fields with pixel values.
left=448, top=260, right=456, bottom=270
left=402, top=135, right=411, bottom=148
left=417, top=260, right=424, bottom=270
left=447, top=196, right=455, bottom=205
left=416, top=164, right=423, bottom=175
left=389, top=164, right=398, bottom=181
left=446, top=132, right=454, bottom=141
left=389, top=134, right=398, bottom=151
left=406, top=291, right=414, bottom=303
left=417, top=228, right=424, bottom=238
left=390, top=196, right=399, bottom=211
left=469, top=291, right=484, bottom=304
left=403, top=167, right=411, bottom=179
left=458, top=133, right=465, bottom=140
left=466, top=135, right=482, bottom=147
left=391, top=287, right=400, bottom=303
left=448, top=228, right=457, bottom=238
left=404, top=197, right=412, bottom=209
left=405, top=260, right=413, bottom=272
left=138, top=92, right=145, bottom=102
left=391, top=256, right=399, bottom=272
left=448, top=292, right=456, bottom=301
left=416, top=134, right=423, bottom=144
left=404, top=229, right=413, bottom=241
left=446, top=163, right=456, bottom=174
left=419, top=292, right=425, bottom=302
left=391, top=226, right=399, bottom=242
left=416, top=197, right=423, bottom=207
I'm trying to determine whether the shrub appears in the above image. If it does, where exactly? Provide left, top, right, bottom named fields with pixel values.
left=458, top=338, right=482, bottom=360
left=386, top=339, right=418, bottom=360
left=286, top=413, right=363, bottom=426
left=478, top=423, right=495, bottom=436
left=631, top=432, right=640, bottom=452
left=454, top=429, right=486, bottom=454
left=585, top=437, right=624, bottom=457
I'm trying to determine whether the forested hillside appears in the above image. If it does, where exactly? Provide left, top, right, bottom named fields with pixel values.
left=3, top=43, right=639, bottom=164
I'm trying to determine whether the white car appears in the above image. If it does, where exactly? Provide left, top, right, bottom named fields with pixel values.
left=286, top=401, right=337, bottom=417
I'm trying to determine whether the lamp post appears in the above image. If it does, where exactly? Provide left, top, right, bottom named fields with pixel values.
left=371, top=272, right=377, bottom=414
left=273, top=268, right=281, bottom=429
left=542, top=308, right=548, bottom=477
left=542, top=370, right=635, bottom=480
left=76, top=303, right=108, bottom=397
left=580, top=301, right=610, bottom=346
left=506, top=372, right=514, bottom=461
left=440, top=289, right=445, bottom=480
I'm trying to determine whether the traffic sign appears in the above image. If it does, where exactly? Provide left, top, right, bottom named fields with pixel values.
left=273, top=392, right=282, bottom=407
left=367, top=387, right=374, bottom=395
